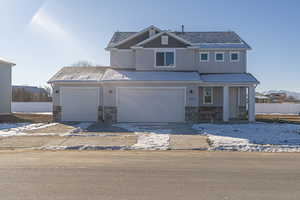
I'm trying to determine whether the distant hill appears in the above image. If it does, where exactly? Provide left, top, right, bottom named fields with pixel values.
left=262, top=90, right=300, bottom=101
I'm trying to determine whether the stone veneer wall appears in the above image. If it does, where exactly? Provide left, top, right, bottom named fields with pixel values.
left=198, top=107, right=223, bottom=122
left=185, top=107, right=200, bottom=122
left=53, top=105, right=61, bottom=122
left=104, top=106, right=117, bottom=123
left=185, top=106, right=223, bottom=122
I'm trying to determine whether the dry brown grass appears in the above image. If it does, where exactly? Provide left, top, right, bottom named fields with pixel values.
left=0, top=113, right=52, bottom=123
left=256, top=114, right=300, bottom=123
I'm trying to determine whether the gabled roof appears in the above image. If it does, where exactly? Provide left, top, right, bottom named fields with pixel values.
left=107, top=25, right=161, bottom=48
left=107, top=27, right=251, bottom=49
left=134, top=31, right=192, bottom=47
left=0, top=57, right=16, bottom=66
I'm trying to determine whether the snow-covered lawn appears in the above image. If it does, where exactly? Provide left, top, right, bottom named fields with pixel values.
left=114, top=123, right=170, bottom=150
left=0, top=123, right=58, bottom=137
left=0, top=122, right=92, bottom=137
left=192, top=122, right=300, bottom=152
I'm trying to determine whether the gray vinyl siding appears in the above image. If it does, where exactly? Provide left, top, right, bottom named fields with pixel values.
left=196, top=50, right=247, bottom=73
left=133, top=49, right=246, bottom=72
left=135, top=49, right=155, bottom=69
left=0, top=64, right=12, bottom=113
left=110, top=50, right=135, bottom=68
left=199, top=87, right=223, bottom=107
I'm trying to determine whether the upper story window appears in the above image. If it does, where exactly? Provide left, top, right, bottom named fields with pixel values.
left=200, top=52, right=209, bottom=62
left=215, top=52, right=224, bottom=62
left=161, top=35, right=169, bottom=45
left=203, top=87, right=213, bottom=104
left=155, top=50, right=175, bottom=67
left=230, top=52, right=239, bottom=62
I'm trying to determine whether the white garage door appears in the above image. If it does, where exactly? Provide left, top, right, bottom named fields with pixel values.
left=60, top=87, right=98, bottom=121
left=117, top=87, right=185, bottom=123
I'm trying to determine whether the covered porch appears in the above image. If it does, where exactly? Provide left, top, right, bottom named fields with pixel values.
left=195, top=73, right=259, bottom=122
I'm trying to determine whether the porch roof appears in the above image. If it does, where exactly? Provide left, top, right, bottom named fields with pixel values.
left=199, top=73, right=259, bottom=84
left=101, top=69, right=201, bottom=82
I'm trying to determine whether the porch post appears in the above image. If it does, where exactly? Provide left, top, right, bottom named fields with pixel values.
left=223, top=85, right=229, bottom=122
left=248, top=85, right=255, bottom=122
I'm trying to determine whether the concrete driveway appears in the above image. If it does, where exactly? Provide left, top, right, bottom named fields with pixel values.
left=0, top=123, right=209, bottom=150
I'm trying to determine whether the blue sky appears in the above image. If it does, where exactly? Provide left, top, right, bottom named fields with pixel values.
left=1, top=0, right=300, bottom=92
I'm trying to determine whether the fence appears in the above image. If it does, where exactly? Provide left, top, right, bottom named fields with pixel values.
left=12, top=102, right=52, bottom=113
left=255, top=103, right=300, bottom=115
left=11, top=102, right=300, bottom=115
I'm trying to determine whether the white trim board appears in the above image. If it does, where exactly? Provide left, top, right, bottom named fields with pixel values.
left=134, top=31, right=192, bottom=47
left=109, top=25, right=162, bottom=48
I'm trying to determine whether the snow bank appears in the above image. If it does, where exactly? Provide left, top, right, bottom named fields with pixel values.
left=192, top=123, right=300, bottom=152
left=114, top=123, right=170, bottom=150
left=69, top=122, right=93, bottom=133
left=0, top=123, right=58, bottom=137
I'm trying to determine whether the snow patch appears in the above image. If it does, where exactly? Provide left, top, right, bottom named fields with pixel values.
left=114, top=123, right=170, bottom=150
left=69, top=122, right=93, bottom=133
left=0, top=123, right=58, bottom=137
left=132, top=133, right=170, bottom=150
left=192, top=123, right=300, bottom=152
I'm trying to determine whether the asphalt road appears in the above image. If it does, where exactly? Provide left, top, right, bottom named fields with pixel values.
left=0, top=150, right=300, bottom=200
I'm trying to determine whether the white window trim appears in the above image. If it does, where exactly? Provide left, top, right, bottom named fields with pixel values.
left=154, top=49, right=176, bottom=68
left=215, top=52, right=224, bottom=62
left=161, top=35, right=169, bottom=45
left=230, top=51, right=240, bottom=62
left=203, top=87, right=213, bottom=104
left=199, top=52, right=209, bottom=62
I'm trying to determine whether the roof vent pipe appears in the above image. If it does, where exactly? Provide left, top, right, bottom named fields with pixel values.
left=181, top=25, right=184, bottom=34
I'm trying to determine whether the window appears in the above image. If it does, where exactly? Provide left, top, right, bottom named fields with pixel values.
left=215, top=52, right=224, bottom=62
left=161, top=35, right=169, bottom=45
left=155, top=50, right=175, bottom=67
left=200, top=52, right=209, bottom=62
left=230, top=52, right=239, bottom=62
left=203, top=87, right=213, bottom=104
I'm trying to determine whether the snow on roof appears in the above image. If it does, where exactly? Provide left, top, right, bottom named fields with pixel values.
left=0, top=57, right=15, bottom=66
left=200, top=73, right=259, bottom=84
left=48, top=67, right=108, bottom=83
left=49, top=67, right=259, bottom=85
left=102, top=69, right=201, bottom=81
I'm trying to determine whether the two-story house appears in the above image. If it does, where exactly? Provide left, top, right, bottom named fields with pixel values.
left=48, top=25, right=259, bottom=123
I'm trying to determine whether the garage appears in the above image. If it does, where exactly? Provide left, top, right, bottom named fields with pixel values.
left=60, top=87, right=99, bottom=121
left=117, top=87, right=186, bottom=123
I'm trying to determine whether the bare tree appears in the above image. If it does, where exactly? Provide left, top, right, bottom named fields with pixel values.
left=71, top=60, right=93, bottom=67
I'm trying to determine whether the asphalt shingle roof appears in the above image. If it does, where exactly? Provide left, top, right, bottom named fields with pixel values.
left=49, top=67, right=259, bottom=84
left=107, top=31, right=249, bottom=48
left=102, top=69, right=201, bottom=81
left=200, top=73, right=259, bottom=84
left=48, top=67, right=108, bottom=83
